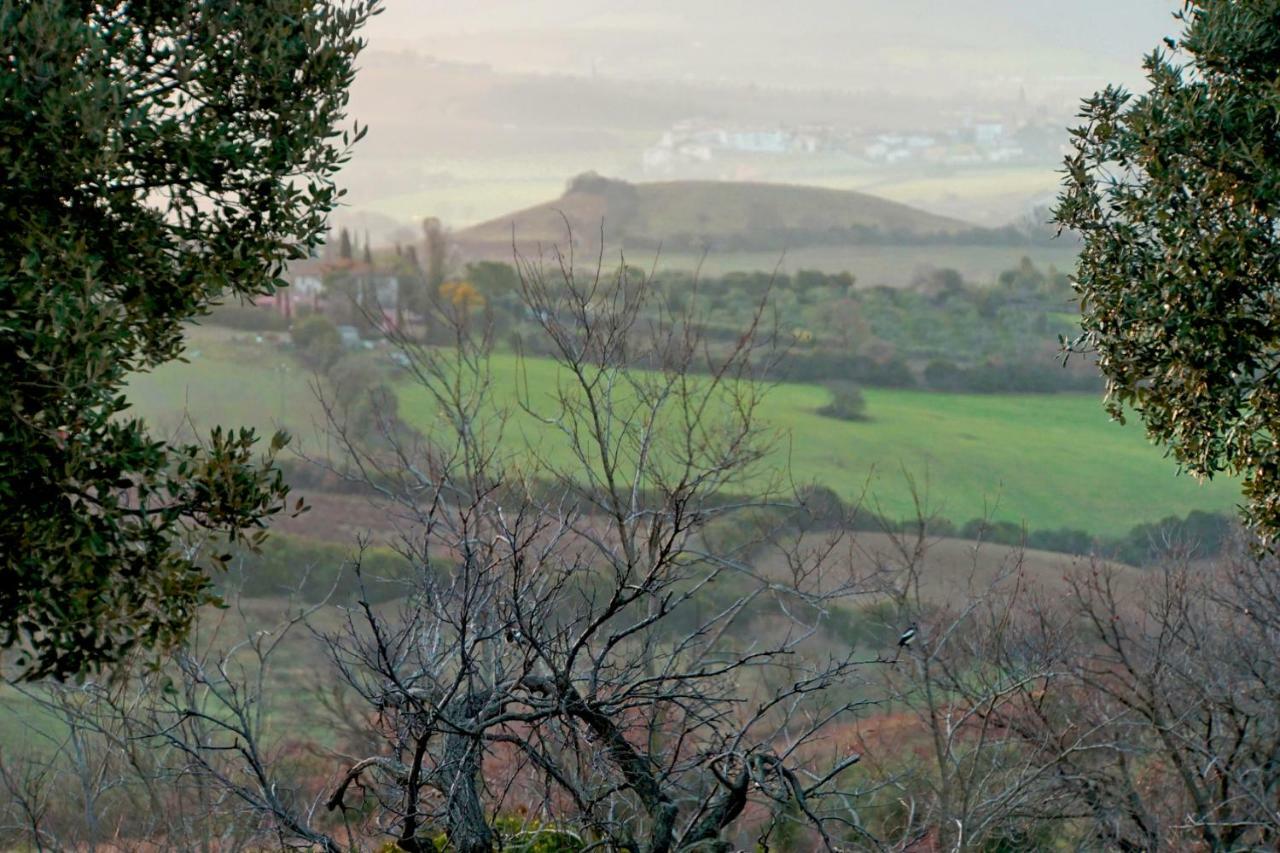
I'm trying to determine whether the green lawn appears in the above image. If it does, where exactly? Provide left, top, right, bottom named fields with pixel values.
left=125, top=328, right=331, bottom=450
left=398, top=352, right=1239, bottom=537
left=771, top=385, right=1238, bottom=535
left=127, top=335, right=1239, bottom=538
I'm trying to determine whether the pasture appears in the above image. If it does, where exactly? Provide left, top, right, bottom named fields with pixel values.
left=127, top=333, right=1238, bottom=538
left=125, top=326, right=331, bottom=448
left=396, top=352, right=1237, bottom=536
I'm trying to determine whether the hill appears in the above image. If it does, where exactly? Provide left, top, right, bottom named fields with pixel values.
left=453, top=173, right=1007, bottom=259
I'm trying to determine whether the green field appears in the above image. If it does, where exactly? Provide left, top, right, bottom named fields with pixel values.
left=128, top=334, right=1239, bottom=537
left=125, top=328, right=330, bottom=447
left=397, top=353, right=1238, bottom=536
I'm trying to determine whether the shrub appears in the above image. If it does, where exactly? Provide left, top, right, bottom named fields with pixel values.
left=1027, top=527, right=1095, bottom=555
left=1108, top=509, right=1236, bottom=565
left=924, top=516, right=957, bottom=538
left=824, top=599, right=898, bottom=650
left=818, top=381, right=868, bottom=421
left=328, top=353, right=388, bottom=411
left=495, top=817, right=585, bottom=853
left=794, top=483, right=848, bottom=527
left=923, top=358, right=965, bottom=391
left=960, top=518, right=1024, bottom=546
left=699, top=506, right=792, bottom=561
left=292, top=314, right=342, bottom=371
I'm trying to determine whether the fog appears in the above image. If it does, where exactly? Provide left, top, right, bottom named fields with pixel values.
left=363, top=1, right=1179, bottom=95
left=336, top=2, right=1181, bottom=239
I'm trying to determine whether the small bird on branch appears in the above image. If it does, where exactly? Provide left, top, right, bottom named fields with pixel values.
left=898, top=622, right=918, bottom=648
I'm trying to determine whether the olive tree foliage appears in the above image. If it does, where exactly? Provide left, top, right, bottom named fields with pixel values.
left=0, top=0, right=377, bottom=678
left=1055, top=1, right=1280, bottom=540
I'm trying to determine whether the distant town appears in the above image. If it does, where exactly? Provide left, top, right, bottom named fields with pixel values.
left=641, top=112, right=1069, bottom=176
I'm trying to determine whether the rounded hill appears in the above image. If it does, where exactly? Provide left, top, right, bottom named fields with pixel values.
left=454, top=173, right=999, bottom=258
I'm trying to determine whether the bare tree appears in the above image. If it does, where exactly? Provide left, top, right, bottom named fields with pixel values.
left=981, top=539, right=1280, bottom=852
left=310, top=248, right=883, bottom=851
left=8, top=246, right=888, bottom=851
left=837, top=512, right=1085, bottom=851
left=35, top=240, right=1280, bottom=852
left=0, top=590, right=334, bottom=852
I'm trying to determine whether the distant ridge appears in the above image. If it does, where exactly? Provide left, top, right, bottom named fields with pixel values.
left=453, top=173, right=1022, bottom=258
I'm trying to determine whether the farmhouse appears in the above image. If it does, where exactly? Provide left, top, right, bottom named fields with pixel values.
left=254, top=257, right=407, bottom=332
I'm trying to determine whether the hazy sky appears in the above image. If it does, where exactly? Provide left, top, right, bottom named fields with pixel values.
left=364, top=1, right=1183, bottom=99
left=334, top=2, right=1187, bottom=232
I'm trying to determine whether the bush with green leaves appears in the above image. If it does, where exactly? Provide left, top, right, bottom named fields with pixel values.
left=327, top=352, right=411, bottom=444
left=292, top=314, right=345, bottom=371
left=329, top=352, right=387, bottom=409
left=0, top=0, right=376, bottom=678
left=818, top=380, right=869, bottom=421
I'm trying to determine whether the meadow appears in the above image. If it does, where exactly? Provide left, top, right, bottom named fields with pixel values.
left=125, top=326, right=332, bottom=447
left=398, top=352, right=1238, bottom=536
left=129, top=330, right=1239, bottom=538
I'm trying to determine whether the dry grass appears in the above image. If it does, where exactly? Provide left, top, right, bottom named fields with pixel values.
left=753, top=530, right=1141, bottom=606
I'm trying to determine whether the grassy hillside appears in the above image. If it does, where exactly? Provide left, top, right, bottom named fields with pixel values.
left=124, top=327, right=329, bottom=447
left=396, top=352, right=1238, bottom=537
left=762, top=384, right=1239, bottom=535
left=127, top=334, right=1238, bottom=537
left=454, top=174, right=985, bottom=257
